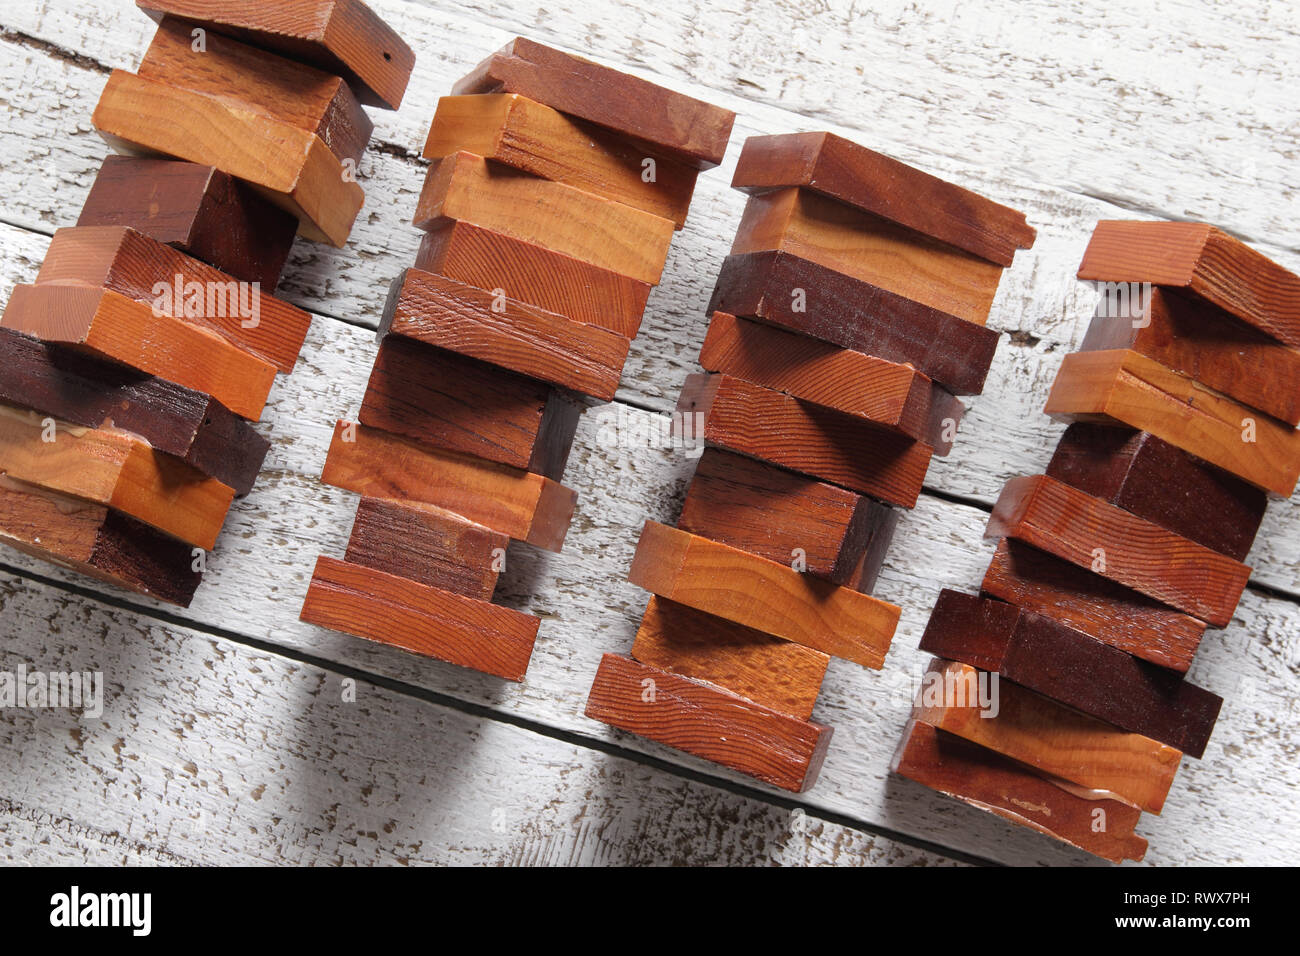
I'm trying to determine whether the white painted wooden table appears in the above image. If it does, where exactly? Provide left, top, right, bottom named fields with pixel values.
left=0, top=0, right=1297, bottom=866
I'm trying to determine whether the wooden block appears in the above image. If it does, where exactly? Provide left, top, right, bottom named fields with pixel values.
left=415, top=220, right=650, bottom=339
left=0, top=478, right=202, bottom=607
left=730, top=187, right=1006, bottom=325
left=1077, top=219, right=1300, bottom=349
left=708, top=251, right=999, bottom=395
left=893, top=720, right=1147, bottom=863
left=413, top=152, right=675, bottom=285
left=627, top=520, right=900, bottom=668
left=137, top=0, right=415, bottom=110
left=300, top=556, right=537, bottom=682
left=93, top=69, right=364, bottom=246
left=38, top=225, right=312, bottom=374
left=360, top=335, right=580, bottom=480
left=631, top=597, right=830, bottom=721
left=424, top=94, right=698, bottom=228
left=1047, top=423, right=1267, bottom=561
left=678, top=448, right=898, bottom=590
left=1, top=284, right=276, bottom=421
left=676, top=373, right=932, bottom=509
left=699, top=312, right=964, bottom=453
left=919, top=589, right=1223, bottom=757
left=0, top=403, right=234, bottom=550
left=914, top=659, right=1182, bottom=814
left=139, top=15, right=373, bottom=165
left=982, top=539, right=1207, bottom=674
left=585, top=654, right=831, bottom=792
left=380, top=268, right=630, bottom=401
left=732, top=132, right=1036, bottom=266
left=320, top=421, right=576, bottom=552
left=1080, top=285, right=1300, bottom=426
left=0, top=327, right=269, bottom=496
left=345, top=497, right=506, bottom=601
left=78, top=155, right=298, bottom=290
left=451, top=37, right=735, bottom=170
left=1043, top=348, right=1300, bottom=497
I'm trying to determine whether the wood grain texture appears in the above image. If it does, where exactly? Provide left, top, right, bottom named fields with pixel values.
left=77, top=155, right=298, bottom=291
left=136, top=0, right=415, bottom=110
left=1044, top=348, right=1300, bottom=497
left=319, top=420, right=576, bottom=552
left=627, top=520, right=899, bottom=668
left=415, top=220, right=650, bottom=339
left=709, top=251, right=999, bottom=395
left=301, top=555, right=538, bottom=681
left=914, top=659, right=1182, bottom=814
left=380, top=267, right=630, bottom=401
left=893, top=720, right=1147, bottom=864
left=424, top=94, right=698, bottom=227
left=631, top=596, right=830, bottom=721
left=919, top=589, right=1223, bottom=758
left=451, top=36, right=736, bottom=169
left=38, top=225, right=313, bottom=374
left=730, top=187, right=1006, bottom=325
left=93, top=69, right=365, bottom=246
left=0, top=327, right=269, bottom=496
left=982, top=539, right=1207, bottom=674
left=732, top=131, right=1036, bottom=266
left=677, top=373, right=932, bottom=509
left=586, top=653, right=832, bottom=792
left=360, top=334, right=580, bottom=480
left=413, top=151, right=675, bottom=284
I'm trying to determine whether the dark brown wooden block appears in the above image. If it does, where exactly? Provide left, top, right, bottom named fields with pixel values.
left=732, top=132, right=1036, bottom=266
left=359, top=335, right=580, bottom=480
left=708, top=251, right=1000, bottom=395
left=77, top=155, right=298, bottom=290
left=585, top=653, right=832, bottom=792
left=919, top=589, right=1223, bottom=757
left=451, top=37, right=736, bottom=169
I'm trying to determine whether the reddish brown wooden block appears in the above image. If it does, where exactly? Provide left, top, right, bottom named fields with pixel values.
left=415, top=220, right=650, bottom=339
left=1047, top=423, right=1267, bottom=561
left=1, top=284, right=276, bottom=421
left=986, top=474, right=1249, bottom=627
left=732, top=132, right=1036, bottom=266
left=78, top=155, right=298, bottom=291
left=631, top=597, right=830, bottom=721
left=1078, top=219, right=1300, bottom=350
left=676, top=373, right=932, bottom=509
left=627, top=520, right=900, bottom=669
left=137, top=0, right=415, bottom=110
left=451, top=37, right=736, bottom=169
left=320, top=421, right=576, bottom=552
left=0, top=327, right=269, bottom=496
left=345, top=497, right=506, bottom=601
left=699, top=312, right=963, bottom=453
left=893, top=720, right=1147, bottom=863
left=38, top=225, right=312, bottom=374
left=301, top=556, right=538, bottom=681
left=585, top=654, right=831, bottom=792
left=708, top=251, right=1000, bottom=395
left=678, top=448, right=898, bottom=590
left=381, top=268, right=630, bottom=401
left=359, top=335, right=581, bottom=480
left=981, top=539, right=1207, bottom=674
left=919, top=589, right=1223, bottom=757
left=0, top=478, right=201, bottom=607
left=914, top=659, right=1182, bottom=814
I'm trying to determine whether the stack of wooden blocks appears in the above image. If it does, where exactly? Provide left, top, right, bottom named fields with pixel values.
left=895, top=219, right=1300, bottom=862
left=586, top=132, right=1037, bottom=792
left=299, top=38, right=737, bottom=681
left=0, top=0, right=411, bottom=607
